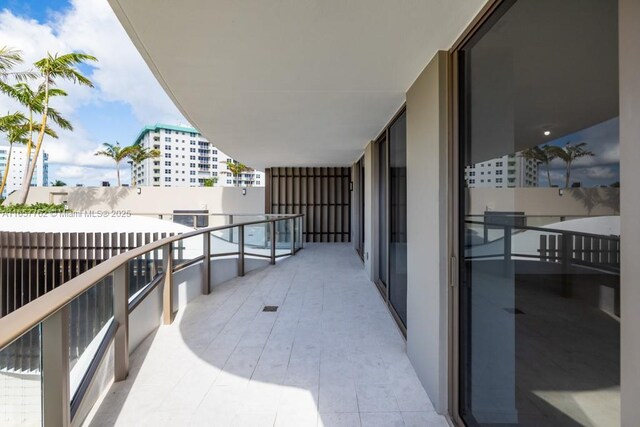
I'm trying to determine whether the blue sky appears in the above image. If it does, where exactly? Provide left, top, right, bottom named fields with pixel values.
left=537, top=117, right=619, bottom=188
left=1, top=0, right=70, bottom=22
left=0, top=0, right=187, bottom=185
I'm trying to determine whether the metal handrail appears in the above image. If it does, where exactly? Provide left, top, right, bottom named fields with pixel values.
left=464, top=220, right=620, bottom=240
left=0, top=213, right=304, bottom=350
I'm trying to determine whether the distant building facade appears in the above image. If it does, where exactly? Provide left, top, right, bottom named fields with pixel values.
left=0, top=146, right=48, bottom=197
left=465, top=153, right=538, bottom=188
left=131, top=124, right=264, bottom=188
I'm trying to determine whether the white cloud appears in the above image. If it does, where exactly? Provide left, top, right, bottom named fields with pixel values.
left=54, top=164, right=125, bottom=186
left=0, top=0, right=184, bottom=183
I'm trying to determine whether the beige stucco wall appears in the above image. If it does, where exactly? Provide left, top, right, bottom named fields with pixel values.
left=620, top=0, right=639, bottom=424
left=3, top=186, right=265, bottom=215
left=405, top=50, right=449, bottom=414
left=467, top=187, right=620, bottom=216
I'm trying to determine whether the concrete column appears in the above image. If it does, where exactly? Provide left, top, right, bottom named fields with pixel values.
left=620, top=0, right=640, bottom=423
left=405, top=50, right=449, bottom=414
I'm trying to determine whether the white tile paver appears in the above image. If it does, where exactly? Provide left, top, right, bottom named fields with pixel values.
left=88, top=244, right=447, bottom=426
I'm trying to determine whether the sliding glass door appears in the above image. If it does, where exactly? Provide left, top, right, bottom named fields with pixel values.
left=457, top=1, right=620, bottom=426
left=376, top=109, right=408, bottom=329
left=389, top=112, right=407, bottom=326
left=376, top=135, right=388, bottom=291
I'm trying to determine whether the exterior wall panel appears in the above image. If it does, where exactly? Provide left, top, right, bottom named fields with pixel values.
left=266, top=167, right=351, bottom=243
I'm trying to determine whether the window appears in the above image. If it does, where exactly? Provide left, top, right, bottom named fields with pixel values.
left=226, top=180, right=232, bottom=184
left=164, top=161, right=171, bottom=166
left=190, top=171, right=196, bottom=175
left=164, top=137, right=171, bottom=142
left=164, top=177, right=170, bottom=182
left=496, top=178, right=503, bottom=183
left=496, top=170, right=503, bottom=175
left=496, top=161, right=503, bottom=167
left=165, top=145, right=171, bottom=150
left=165, top=153, right=171, bottom=158
left=165, top=169, right=171, bottom=174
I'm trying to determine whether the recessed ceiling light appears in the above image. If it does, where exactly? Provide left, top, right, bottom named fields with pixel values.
left=543, top=130, right=551, bottom=136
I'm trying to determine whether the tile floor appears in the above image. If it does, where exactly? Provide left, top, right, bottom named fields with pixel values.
left=88, top=243, right=448, bottom=427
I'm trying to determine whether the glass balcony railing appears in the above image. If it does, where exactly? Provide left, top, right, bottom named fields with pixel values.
left=0, top=213, right=304, bottom=425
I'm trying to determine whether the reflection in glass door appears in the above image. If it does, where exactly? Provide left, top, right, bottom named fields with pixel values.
left=389, top=112, right=407, bottom=326
left=458, top=0, right=620, bottom=426
left=377, top=135, right=388, bottom=291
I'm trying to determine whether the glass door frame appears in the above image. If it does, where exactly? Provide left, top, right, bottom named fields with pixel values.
left=447, top=0, right=512, bottom=425
left=374, top=105, right=408, bottom=337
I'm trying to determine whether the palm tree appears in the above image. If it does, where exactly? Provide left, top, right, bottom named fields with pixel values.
left=95, top=142, right=134, bottom=186
left=128, top=145, right=160, bottom=186
left=549, top=142, right=594, bottom=188
left=224, top=160, right=252, bottom=187
left=0, top=112, right=27, bottom=196
left=203, top=177, right=217, bottom=187
left=51, top=180, right=66, bottom=187
left=0, top=46, right=36, bottom=82
left=522, top=145, right=558, bottom=187
left=17, top=52, right=97, bottom=204
left=2, top=82, right=72, bottom=188
left=0, top=113, right=58, bottom=196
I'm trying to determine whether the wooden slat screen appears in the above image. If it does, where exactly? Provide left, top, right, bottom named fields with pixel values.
left=266, top=167, right=351, bottom=243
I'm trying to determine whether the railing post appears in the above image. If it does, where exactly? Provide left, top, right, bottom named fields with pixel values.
left=113, top=263, right=129, bottom=381
left=270, top=221, right=276, bottom=265
left=238, top=225, right=245, bottom=277
left=561, top=233, right=573, bottom=298
left=202, top=232, right=211, bottom=295
left=162, top=243, right=174, bottom=325
left=504, top=225, right=512, bottom=262
left=300, top=216, right=304, bottom=249
left=42, top=305, right=70, bottom=427
left=290, top=218, right=296, bottom=256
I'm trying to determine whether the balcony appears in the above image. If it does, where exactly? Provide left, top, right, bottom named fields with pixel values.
left=89, top=244, right=440, bottom=426
left=0, top=216, right=441, bottom=426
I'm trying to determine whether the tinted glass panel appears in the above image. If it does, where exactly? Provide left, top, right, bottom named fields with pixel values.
left=389, top=112, right=408, bottom=325
left=459, top=1, right=620, bottom=426
left=377, top=137, right=388, bottom=287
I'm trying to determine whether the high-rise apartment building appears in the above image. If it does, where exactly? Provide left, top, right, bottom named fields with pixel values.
left=131, top=124, right=264, bottom=187
left=465, top=152, right=538, bottom=188
left=0, top=146, right=48, bottom=198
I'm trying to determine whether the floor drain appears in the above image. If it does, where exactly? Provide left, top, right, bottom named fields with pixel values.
left=263, top=305, right=278, bottom=312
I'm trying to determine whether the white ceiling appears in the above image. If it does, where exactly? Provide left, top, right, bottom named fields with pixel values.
left=108, top=0, right=487, bottom=169
left=468, top=0, right=619, bottom=164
